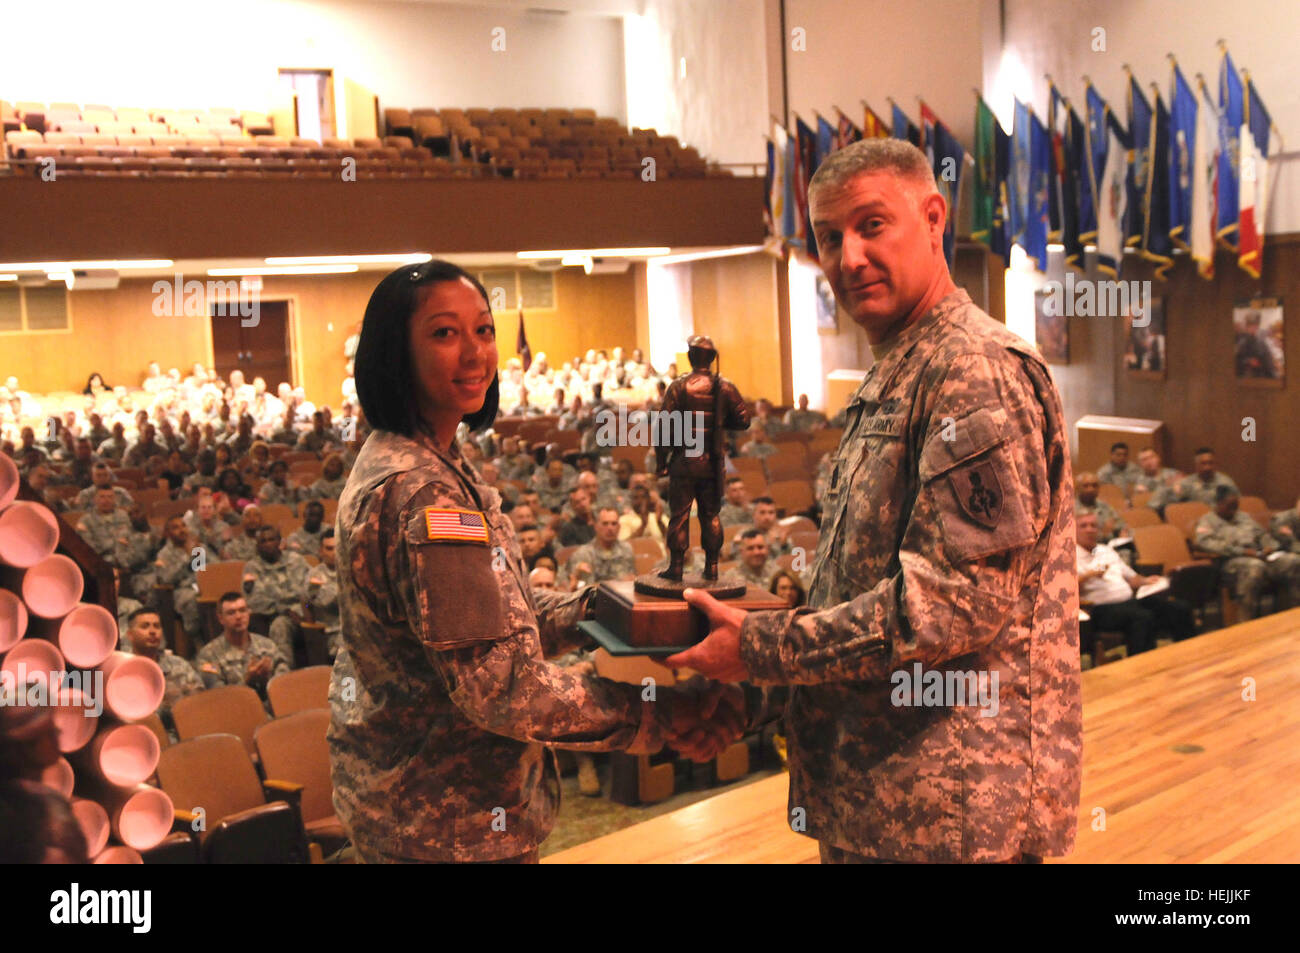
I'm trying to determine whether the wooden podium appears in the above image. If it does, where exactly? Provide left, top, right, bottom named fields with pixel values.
left=578, top=580, right=789, bottom=657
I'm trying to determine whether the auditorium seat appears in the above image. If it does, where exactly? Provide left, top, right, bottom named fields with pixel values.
left=266, top=666, right=331, bottom=717
left=172, top=686, right=269, bottom=760
left=254, top=709, right=344, bottom=853
left=1120, top=507, right=1161, bottom=529
left=1165, top=502, right=1211, bottom=541
left=1238, top=496, right=1271, bottom=529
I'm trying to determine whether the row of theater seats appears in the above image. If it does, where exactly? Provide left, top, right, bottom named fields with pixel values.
left=1, top=100, right=272, bottom=137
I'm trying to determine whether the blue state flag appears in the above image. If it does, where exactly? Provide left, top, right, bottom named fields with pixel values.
left=891, top=102, right=920, bottom=147
left=1082, top=84, right=1108, bottom=243
left=1009, top=98, right=1031, bottom=247
left=1025, top=110, right=1051, bottom=271
left=931, top=120, right=965, bottom=269
left=816, top=115, right=836, bottom=164
left=1217, top=49, right=1243, bottom=249
left=1126, top=74, right=1152, bottom=249
left=1168, top=64, right=1198, bottom=250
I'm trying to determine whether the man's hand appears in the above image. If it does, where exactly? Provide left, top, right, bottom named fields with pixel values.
left=245, top=656, right=272, bottom=684
left=664, top=588, right=749, bottom=682
left=660, top=678, right=746, bottom=762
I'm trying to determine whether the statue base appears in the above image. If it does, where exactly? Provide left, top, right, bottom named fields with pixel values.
left=577, top=579, right=788, bottom=656
left=632, top=572, right=746, bottom=600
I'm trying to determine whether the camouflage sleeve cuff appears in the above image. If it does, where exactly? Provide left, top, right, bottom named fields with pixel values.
left=738, top=607, right=803, bottom=684
left=624, top=696, right=665, bottom=755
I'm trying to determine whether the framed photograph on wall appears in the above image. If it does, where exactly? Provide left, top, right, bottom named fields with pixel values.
left=1034, top=288, right=1067, bottom=364
left=1124, top=296, right=1166, bottom=380
left=814, top=275, right=838, bottom=333
left=1234, top=296, right=1284, bottom=388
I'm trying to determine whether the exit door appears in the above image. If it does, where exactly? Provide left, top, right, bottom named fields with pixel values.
left=211, top=301, right=292, bottom=391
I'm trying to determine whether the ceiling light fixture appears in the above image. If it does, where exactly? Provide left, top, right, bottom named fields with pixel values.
left=206, top=265, right=359, bottom=276
left=263, top=253, right=433, bottom=266
left=516, top=247, right=671, bottom=260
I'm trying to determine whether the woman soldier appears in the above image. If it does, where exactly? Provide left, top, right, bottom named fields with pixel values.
left=328, top=261, right=743, bottom=864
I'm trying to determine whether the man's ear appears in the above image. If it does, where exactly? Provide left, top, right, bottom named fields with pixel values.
left=921, top=190, right=947, bottom=245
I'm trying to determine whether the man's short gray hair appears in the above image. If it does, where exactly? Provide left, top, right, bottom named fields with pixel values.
left=808, top=138, right=937, bottom=198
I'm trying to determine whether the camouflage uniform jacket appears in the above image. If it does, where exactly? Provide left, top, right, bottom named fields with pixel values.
left=183, top=514, right=229, bottom=559
left=327, top=429, right=664, bottom=862
left=1174, top=472, right=1239, bottom=506
left=719, top=502, right=753, bottom=527
left=1268, top=508, right=1300, bottom=553
left=1096, top=462, right=1143, bottom=498
left=1132, top=467, right=1181, bottom=510
left=195, top=632, right=290, bottom=687
left=723, top=557, right=781, bottom=589
left=222, top=532, right=259, bottom=562
left=304, top=476, right=348, bottom=500
left=306, top=563, right=340, bottom=638
left=565, top=539, right=636, bottom=583
left=77, top=510, right=131, bottom=559
left=152, top=650, right=205, bottom=715
left=286, top=524, right=326, bottom=556
left=258, top=480, right=300, bottom=507
left=1193, top=510, right=1278, bottom=556
left=737, top=289, right=1082, bottom=862
left=243, top=551, right=311, bottom=616
left=75, top=484, right=134, bottom=510
left=784, top=408, right=829, bottom=432
left=154, top=540, right=199, bottom=589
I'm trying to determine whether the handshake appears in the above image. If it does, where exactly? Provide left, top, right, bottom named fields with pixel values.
left=656, top=677, right=747, bottom=762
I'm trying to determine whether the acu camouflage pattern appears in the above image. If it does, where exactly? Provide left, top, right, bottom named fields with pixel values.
left=564, top=539, right=636, bottom=583
left=738, top=290, right=1083, bottom=863
left=77, top=509, right=131, bottom=561
left=1096, top=462, right=1143, bottom=498
left=153, top=650, right=205, bottom=715
left=328, top=429, right=666, bottom=863
left=1268, top=508, right=1300, bottom=553
left=194, top=632, right=290, bottom=687
left=1193, top=510, right=1300, bottom=615
left=306, top=562, right=341, bottom=653
left=1174, top=472, right=1239, bottom=506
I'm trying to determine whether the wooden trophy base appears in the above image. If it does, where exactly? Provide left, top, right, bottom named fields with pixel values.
left=577, top=579, right=789, bottom=657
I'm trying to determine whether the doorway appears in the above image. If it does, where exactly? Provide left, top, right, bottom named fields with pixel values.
left=211, top=300, right=293, bottom=391
left=279, top=69, right=336, bottom=141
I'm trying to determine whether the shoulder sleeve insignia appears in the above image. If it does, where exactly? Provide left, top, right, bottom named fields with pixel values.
left=423, top=506, right=490, bottom=545
left=948, top=460, right=1004, bottom=529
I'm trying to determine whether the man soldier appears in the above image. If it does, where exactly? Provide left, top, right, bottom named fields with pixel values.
left=654, top=335, right=750, bottom=581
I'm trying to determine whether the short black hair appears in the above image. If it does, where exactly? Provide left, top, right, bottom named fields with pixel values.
left=725, top=476, right=745, bottom=486
left=126, top=607, right=161, bottom=625
left=740, top=527, right=767, bottom=541
left=303, top=500, right=325, bottom=514
left=355, top=260, right=500, bottom=437
left=1194, top=447, right=1215, bottom=457
left=518, top=523, right=540, bottom=534
left=217, top=591, right=245, bottom=610
left=752, top=496, right=775, bottom=506
left=1215, top=485, right=1238, bottom=503
left=1110, top=442, right=1128, bottom=452
left=320, top=528, right=335, bottom=540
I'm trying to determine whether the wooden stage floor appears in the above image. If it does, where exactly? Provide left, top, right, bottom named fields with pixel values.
left=546, top=608, right=1300, bottom=863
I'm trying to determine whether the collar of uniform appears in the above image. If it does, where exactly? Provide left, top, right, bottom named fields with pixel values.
left=849, top=288, right=972, bottom=407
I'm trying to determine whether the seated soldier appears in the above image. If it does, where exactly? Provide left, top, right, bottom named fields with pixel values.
left=1096, top=441, right=1143, bottom=501
left=74, top=462, right=133, bottom=510
left=76, top=487, right=131, bottom=562
left=1173, top=447, right=1239, bottom=506
left=727, top=496, right=792, bottom=560
left=183, top=494, right=227, bottom=557
left=719, top=476, right=753, bottom=527
left=113, top=503, right=161, bottom=598
left=221, top=505, right=265, bottom=562
left=782, top=393, right=829, bottom=432
left=152, top=516, right=202, bottom=643
left=194, top=592, right=290, bottom=700
left=1074, top=472, right=1128, bottom=543
left=1132, top=447, right=1182, bottom=512
left=565, top=507, right=635, bottom=586
left=555, top=486, right=596, bottom=548
left=241, top=525, right=311, bottom=662
left=1268, top=495, right=1300, bottom=554
left=257, top=459, right=300, bottom=507
left=722, top=528, right=782, bottom=589
left=304, top=529, right=341, bottom=657
left=124, top=607, right=204, bottom=720
left=296, top=411, right=342, bottom=455
left=1076, top=512, right=1194, bottom=657
left=303, top=453, right=347, bottom=501
left=739, top=422, right=779, bottom=459
left=1193, top=487, right=1300, bottom=620
left=285, top=500, right=328, bottom=556
left=530, top=457, right=573, bottom=514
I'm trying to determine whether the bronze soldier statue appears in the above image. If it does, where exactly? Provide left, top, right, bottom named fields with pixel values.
left=654, top=335, right=750, bottom=581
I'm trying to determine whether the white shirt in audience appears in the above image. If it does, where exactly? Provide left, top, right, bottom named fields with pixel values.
left=1076, top=543, right=1137, bottom=605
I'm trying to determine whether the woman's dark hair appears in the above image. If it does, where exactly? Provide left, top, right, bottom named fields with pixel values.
left=768, top=570, right=807, bottom=607
left=216, top=467, right=248, bottom=497
left=82, top=372, right=106, bottom=395
left=355, top=260, right=499, bottom=437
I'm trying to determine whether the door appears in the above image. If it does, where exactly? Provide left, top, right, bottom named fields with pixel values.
left=211, top=301, right=292, bottom=390
left=279, top=69, right=336, bottom=141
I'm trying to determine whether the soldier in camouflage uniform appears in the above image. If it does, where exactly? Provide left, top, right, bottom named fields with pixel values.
left=257, top=460, right=301, bottom=508
left=195, top=593, right=289, bottom=696
left=297, top=411, right=343, bottom=455
left=1095, top=442, right=1144, bottom=500
left=1268, top=496, right=1300, bottom=554
left=76, top=488, right=131, bottom=561
left=1073, top=472, right=1127, bottom=543
left=183, top=495, right=228, bottom=557
left=113, top=503, right=161, bottom=598
left=329, top=262, right=734, bottom=864
left=124, top=607, right=204, bottom=718
left=74, top=463, right=133, bottom=510
left=1131, top=448, right=1182, bottom=513
left=493, top=435, right=535, bottom=481
left=718, top=476, right=753, bottom=527
left=564, top=507, right=636, bottom=586
left=1193, top=487, right=1300, bottom=620
left=153, top=516, right=201, bottom=639
left=783, top=394, right=829, bottom=433
left=669, top=139, right=1083, bottom=863
left=221, top=505, right=264, bottom=562
left=721, top=529, right=781, bottom=588
left=305, top=529, right=341, bottom=655
left=530, top=457, right=573, bottom=514
left=286, top=500, right=328, bottom=556
left=1173, top=448, right=1239, bottom=506
left=304, top=454, right=348, bottom=501
left=242, top=525, right=310, bottom=663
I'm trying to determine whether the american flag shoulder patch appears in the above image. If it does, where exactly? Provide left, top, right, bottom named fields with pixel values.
left=423, top=507, right=490, bottom=544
